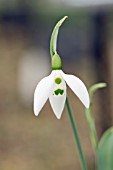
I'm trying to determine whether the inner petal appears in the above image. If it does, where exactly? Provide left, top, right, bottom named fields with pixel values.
left=52, top=70, right=66, bottom=97
left=49, top=71, right=67, bottom=119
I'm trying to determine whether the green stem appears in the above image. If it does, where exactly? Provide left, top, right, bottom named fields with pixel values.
left=66, top=97, right=89, bottom=170
left=85, top=103, right=98, bottom=150
left=50, top=16, right=68, bottom=58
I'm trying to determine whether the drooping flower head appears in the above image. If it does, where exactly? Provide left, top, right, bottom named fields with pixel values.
left=34, top=16, right=90, bottom=119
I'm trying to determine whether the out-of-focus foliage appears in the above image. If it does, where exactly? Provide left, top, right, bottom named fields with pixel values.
left=97, top=127, right=113, bottom=170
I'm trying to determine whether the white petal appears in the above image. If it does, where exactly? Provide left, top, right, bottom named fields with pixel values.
left=49, top=75, right=66, bottom=119
left=34, top=73, right=54, bottom=116
left=61, top=71, right=90, bottom=108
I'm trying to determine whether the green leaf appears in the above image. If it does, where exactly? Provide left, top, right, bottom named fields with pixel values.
left=97, top=127, right=113, bottom=170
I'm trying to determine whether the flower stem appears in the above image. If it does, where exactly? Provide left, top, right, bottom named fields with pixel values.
left=66, top=97, right=89, bottom=170
left=85, top=103, right=98, bottom=150
left=84, top=83, right=107, bottom=151
left=50, top=16, right=68, bottom=58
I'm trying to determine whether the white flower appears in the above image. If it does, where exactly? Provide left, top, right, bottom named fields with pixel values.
left=34, top=70, right=89, bottom=119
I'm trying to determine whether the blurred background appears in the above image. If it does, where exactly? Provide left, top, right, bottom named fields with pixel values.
left=0, top=0, right=113, bottom=170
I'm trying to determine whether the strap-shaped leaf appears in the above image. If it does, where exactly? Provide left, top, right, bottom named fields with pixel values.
left=97, top=127, right=113, bottom=170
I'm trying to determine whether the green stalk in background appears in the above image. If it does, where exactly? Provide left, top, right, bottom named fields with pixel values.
left=85, top=83, right=107, bottom=150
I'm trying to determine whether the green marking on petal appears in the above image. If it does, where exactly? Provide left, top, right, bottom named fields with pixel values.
left=54, top=89, right=64, bottom=95
left=55, top=77, right=62, bottom=84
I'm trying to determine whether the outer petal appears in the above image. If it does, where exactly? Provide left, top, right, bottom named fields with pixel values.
left=49, top=77, right=66, bottom=119
left=34, top=73, right=54, bottom=116
left=61, top=71, right=90, bottom=108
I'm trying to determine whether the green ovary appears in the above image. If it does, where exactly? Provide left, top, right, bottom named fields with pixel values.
left=55, top=77, right=62, bottom=84
left=54, top=89, right=64, bottom=95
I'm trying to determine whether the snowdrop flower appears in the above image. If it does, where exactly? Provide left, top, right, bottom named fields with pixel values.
left=34, top=68, right=89, bottom=119
left=34, top=16, right=90, bottom=119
